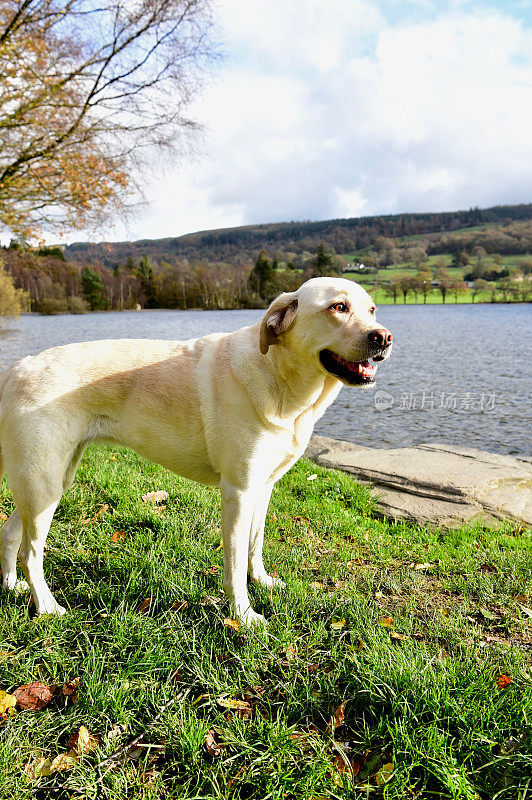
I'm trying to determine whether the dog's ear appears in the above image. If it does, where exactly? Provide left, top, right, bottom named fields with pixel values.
left=259, top=294, right=299, bottom=354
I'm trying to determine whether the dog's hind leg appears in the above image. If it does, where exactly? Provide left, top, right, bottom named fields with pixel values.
left=7, top=458, right=67, bottom=616
left=1, top=510, right=28, bottom=592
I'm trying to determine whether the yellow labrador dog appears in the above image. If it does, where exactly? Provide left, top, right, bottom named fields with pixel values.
left=0, top=277, right=392, bottom=625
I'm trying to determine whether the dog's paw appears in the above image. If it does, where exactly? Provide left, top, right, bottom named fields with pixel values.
left=2, top=576, right=30, bottom=594
left=239, top=607, right=266, bottom=627
left=35, top=599, right=66, bottom=616
left=252, top=572, right=286, bottom=590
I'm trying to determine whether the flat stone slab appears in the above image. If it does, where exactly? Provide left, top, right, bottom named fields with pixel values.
left=305, top=436, right=532, bottom=527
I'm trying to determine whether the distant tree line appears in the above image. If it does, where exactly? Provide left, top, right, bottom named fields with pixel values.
left=1, top=241, right=350, bottom=314
left=63, top=205, right=532, bottom=269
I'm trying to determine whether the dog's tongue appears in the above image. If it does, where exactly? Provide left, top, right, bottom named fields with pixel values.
left=332, top=352, right=377, bottom=378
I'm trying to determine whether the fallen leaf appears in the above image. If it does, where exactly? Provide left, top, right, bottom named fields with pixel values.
left=350, top=638, right=365, bottom=652
left=81, top=504, right=109, bottom=524
left=50, top=751, right=78, bottom=773
left=14, top=682, right=54, bottom=711
left=223, top=618, right=240, bottom=632
left=332, top=752, right=360, bottom=786
left=309, top=581, right=323, bottom=590
left=110, top=530, right=126, bottom=543
left=172, top=600, right=188, bottom=612
left=27, top=756, right=52, bottom=779
left=376, top=762, right=394, bottom=785
left=137, top=597, right=152, bottom=614
left=142, top=490, right=168, bottom=504
left=390, top=631, right=409, bottom=641
left=496, top=674, right=512, bottom=689
left=203, top=565, right=221, bottom=575
left=62, top=677, right=81, bottom=703
left=201, top=595, right=222, bottom=606
left=379, top=616, right=394, bottom=629
left=413, top=563, right=432, bottom=571
left=293, top=515, right=310, bottom=525
left=327, top=701, right=346, bottom=734
left=0, top=689, right=17, bottom=715
left=0, top=512, right=7, bottom=521
left=217, top=696, right=251, bottom=712
left=331, top=618, right=346, bottom=631
left=68, top=725, right=99, bottom=754
left=307, top=474, right=318, bottom=481
left=205, top=728, right=223, bottom=757
left=107, top=723, right=127, bottom=740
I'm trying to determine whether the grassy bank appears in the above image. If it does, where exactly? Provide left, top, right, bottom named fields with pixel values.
left=0, top=446, right=530, bottom=799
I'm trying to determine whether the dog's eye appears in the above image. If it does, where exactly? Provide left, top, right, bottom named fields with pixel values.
left=369, top=306, right=376, bottom=315
left=332, top=302, right=349, bottom=313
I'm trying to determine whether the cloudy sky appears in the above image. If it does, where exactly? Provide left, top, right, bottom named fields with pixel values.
left=97, top=0, right=532, bottom=243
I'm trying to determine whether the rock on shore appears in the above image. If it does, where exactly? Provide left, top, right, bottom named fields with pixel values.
left=305, top=435, right=532, bottom=527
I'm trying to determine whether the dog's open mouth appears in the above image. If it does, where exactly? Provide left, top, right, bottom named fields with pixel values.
left=319, top=349, right=378, bottom=385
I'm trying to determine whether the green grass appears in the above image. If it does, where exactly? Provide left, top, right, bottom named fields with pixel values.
left=1, top=446, right=531, bottom=799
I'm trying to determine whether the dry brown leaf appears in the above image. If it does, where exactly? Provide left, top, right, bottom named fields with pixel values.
left=217, top=696, right=251, bottom=711
left=0, top=690, right=17, bottom=715
left=81, top=504, right=109, bottom=524
left=142, top=490, right=169, bottom=504
left=0, top=512, right=7, bottom=521
left=50, top=751, right=78, bottom=773
left=293, top=515, right=310, bottom=525
left=496, top=674, right=512, bottom=689
left=327, top=701, right=346, bottom=734
left=14, top=681, right=54, bottom=711
left=172, top=600, right=188, bottom=611
left=223, top=618, right=240, bottom=632
left=379, top=616, right=394, bottom=629
left=351, top=638, right=365, bottom=652
left=67, top=725, right=99, bottom=754
left=110, top=530, right=126, bottom=543
left=390, top=631, right=409, bottom=641
left=331, top=618, right=346, bottom=631
left=137, top=597, right=152, bottom=614
left=205, top=728, right=223, bottom=757
left=310, top=581, right=323, bottom=590
left=332, top=752, right=360, bottom=781
left=61, top=676, right=81, bottom=704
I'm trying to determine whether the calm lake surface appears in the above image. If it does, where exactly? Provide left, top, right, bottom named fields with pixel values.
left=0, top=304, right=530, bottom=456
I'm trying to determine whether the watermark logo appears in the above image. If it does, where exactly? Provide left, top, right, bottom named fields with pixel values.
left=374, top=390, right=394, bottom=410
left=375, top=390, right=496, bottom=412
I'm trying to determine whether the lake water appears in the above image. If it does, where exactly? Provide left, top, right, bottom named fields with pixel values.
left=0, top=304, right=530, bottom=456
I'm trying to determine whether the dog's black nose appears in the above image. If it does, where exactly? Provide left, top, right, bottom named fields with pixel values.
left=368, top=328, right=393, bottom=348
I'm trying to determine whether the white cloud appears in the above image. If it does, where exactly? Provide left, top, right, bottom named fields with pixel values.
left=82, top=1, right=532, bottom=242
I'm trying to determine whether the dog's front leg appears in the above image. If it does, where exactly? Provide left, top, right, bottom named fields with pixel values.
left=249, top=482, right=285, bottom=590
left=220, top=478, right=265, bottom=627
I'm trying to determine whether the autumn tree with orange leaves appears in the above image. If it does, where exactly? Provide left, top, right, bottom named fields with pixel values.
left=0, top=0, right=216, bottom=238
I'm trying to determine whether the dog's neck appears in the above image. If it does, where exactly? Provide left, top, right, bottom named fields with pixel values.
left=267, top=343, right=341, bottom=423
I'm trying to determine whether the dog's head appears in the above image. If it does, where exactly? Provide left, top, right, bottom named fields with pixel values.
left=259, top=277, right=392, bottom=386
